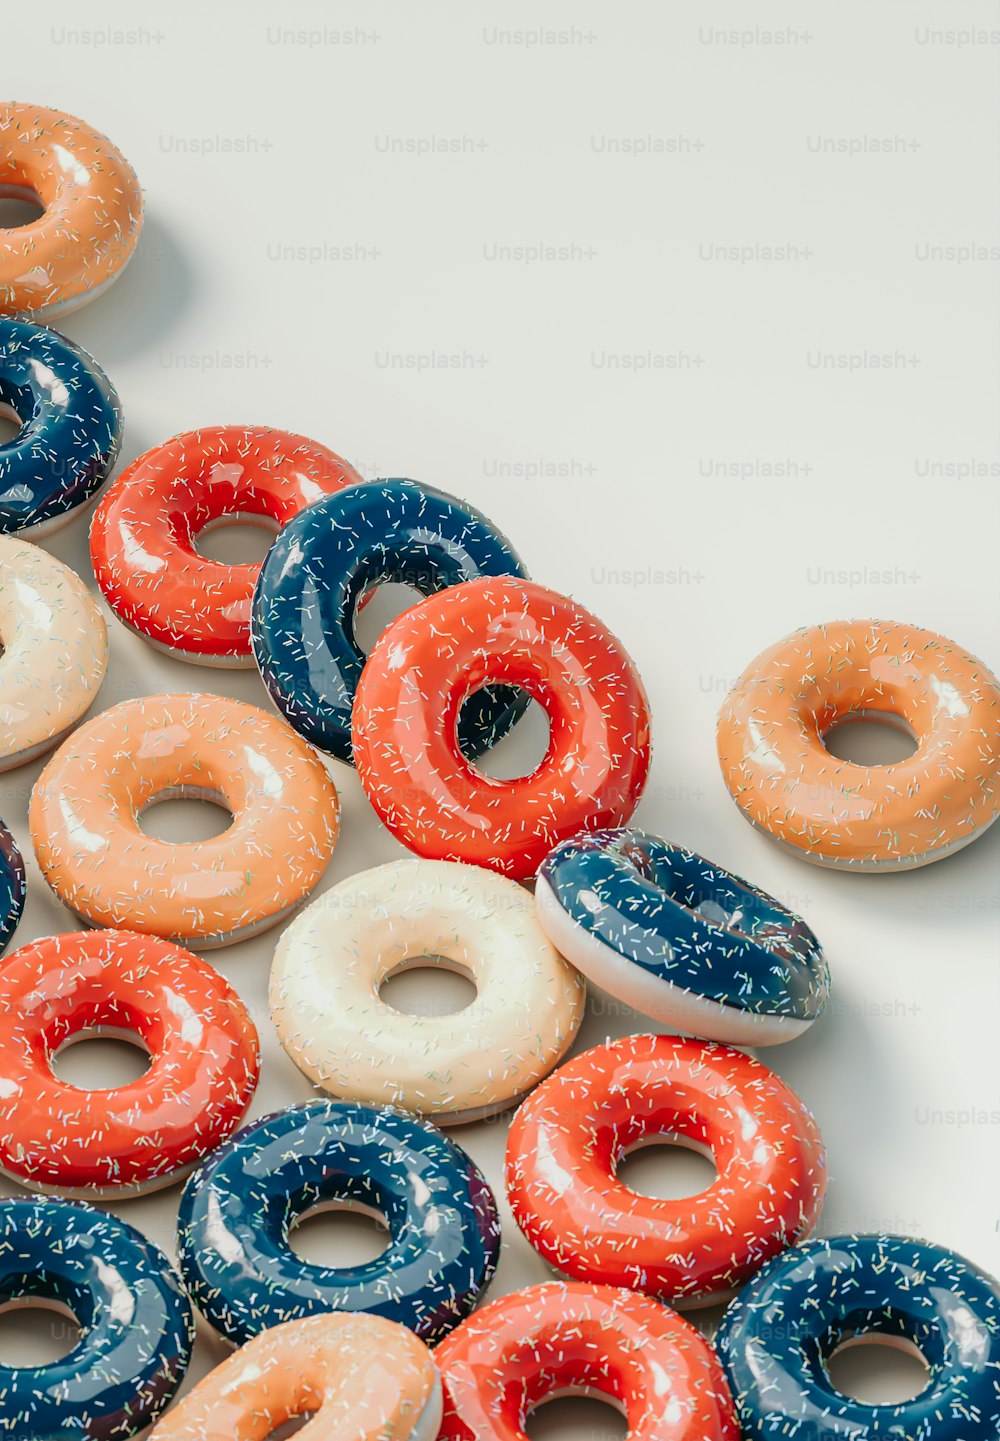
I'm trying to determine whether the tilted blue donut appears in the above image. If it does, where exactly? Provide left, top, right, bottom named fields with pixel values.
left=536, top=828, right=828, bottom=1043
left=0, top=319, right=122, bottom=535
left=0, top=820, right=25, bottom=955
left=251, top=478, right=529, bottom=763
left=177, top=1099, right=502, bottom=1345
left=717, top=1233, right=1000, bottom=1440
left=0, top=1197, right=193, bottom=1440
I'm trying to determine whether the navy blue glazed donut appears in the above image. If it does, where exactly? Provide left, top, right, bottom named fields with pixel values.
left=717, top=1233, right=1000, bottom=1440
left=0, top=821, right=25, bottom=954
left=536, top=828, right=828, bottom=1045
left=251, top=478, right=529, bottom=763
left=177, top=1099, right=501, bottom=1346
left=0, top=319, right=122, bottom=536
left=0, top=1196, right=194, bottom=1439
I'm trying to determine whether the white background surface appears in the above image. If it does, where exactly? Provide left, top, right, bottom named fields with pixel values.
left=2, top=2, right=999, bottom=1434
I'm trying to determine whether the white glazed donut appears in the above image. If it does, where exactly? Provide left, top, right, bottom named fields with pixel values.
left=0, top=537, right=107, bottom=770
left=270, top=859, right=586, bottom=1124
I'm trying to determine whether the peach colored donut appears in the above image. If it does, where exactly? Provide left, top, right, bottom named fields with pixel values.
left=0, top=536, right=107, bottom=770
left=270, top=859, right=586, bottom=1123
left=0, top=103, right=142, bottom=319
left=149, top=1313, right=442, bottom=1441
left=30, top=693, right=340, bottom=948
left=717, top=619, right=1000, bottom=871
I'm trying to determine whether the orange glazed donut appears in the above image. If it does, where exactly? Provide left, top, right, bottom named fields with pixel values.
left=0, top=103, right=142, bottom=319
left=29, top=694, right=340, bottom=947
left=149, top=1313, right=442, bottom=1440
left=717, top=619, right=1000, bottom=871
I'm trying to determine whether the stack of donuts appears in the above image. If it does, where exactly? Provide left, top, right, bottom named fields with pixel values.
left=1, top=101, right=999, bottom=1441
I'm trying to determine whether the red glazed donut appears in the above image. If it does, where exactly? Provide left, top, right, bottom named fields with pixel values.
left=352, top=576, right=651, bottom=879
left=90, top=426, right=363, bottom=666
left=435, top=1281, right=739, bottom=1440
left=505, top=1033, right=826, bottom=1307
left=0, top=930, right=259, bottom=1198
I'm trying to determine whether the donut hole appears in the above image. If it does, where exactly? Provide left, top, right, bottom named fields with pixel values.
left=289, top=1199, right=390, bottom=1269
left=825, top=1333, right=931, bottom=1404
left=0, top=186, right=45, bottom=229
left=192, top=511, right=280, bottom=566
left=694, top=896, right=739, bottom=927
left=822, top=710, right=918, bottom=766
left=616, top=1133, right=718, bottom=1200
left=138, top=786, right=234, bottom=842
left=379, top=955, right=478, bottom=1017
left=263, top=1416, right=318, bottom=1439
left=52, top=1028, right=152, bottom=1090
left=463, top=691, right=551, bottom=779
left=526, top=1394, right=628, bottom=1440
left=353, top=581, right=426, bottom=652
left=0, top=1298, right=82, bottom=1365
left=0, top=402, right=23, bottom=447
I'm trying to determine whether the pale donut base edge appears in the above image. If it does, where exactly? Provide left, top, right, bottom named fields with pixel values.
left=69, top=892, right=312, bottom=951
left=534, top=876, right=811, bottom=1047
left=734, top=804, right=998, bottom=873
left=11, top=243, right=138, bottom=323
left=0, top=1159, right=197, bottom=1203
left=293, top=1069, right=539, bottom=1129
left=0, top=713, right=94, bottom=773
left=106, top=610, right=258, bottom=670
left=409, top=1372, right=445, bottom=1441
left=0, top=1067, right=255, bottom=1200
left=540, top=1212, right=822, bottom=1311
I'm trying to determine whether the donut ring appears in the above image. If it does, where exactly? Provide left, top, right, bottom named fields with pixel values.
left=436, top=1281, right=739, bottom=1440
left=717, top=619, right=1000, bottom=871
left=149, top=1313, right=442, bottom=1441
left=536, top=829, right=828, bottom=1046
left=0, top=318, right=122, bottom=535
left=0, top=1196, right=193, bottom=1440
left=0, top=536, right=108, bottom=769
left=0, top=929, right=260, bottom=1198
left=506, top=1032, right=826, bottom=1307
left=0, top=820, right=25, bottom=953
left=353, top=576, right=652, bottom=880
left=29, top=693, right=340, bottom=947
left=252, top=478, right=529, bottom=763
left=177, top=1099, right=501, bottom=1346
left=270, top=859, right=586, bottom=1123
left=90, top=426, right=364, bottom=667
left=717, top=1233, right=1000, bottom=1440
left=0, top=102, right=142, bottom=319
